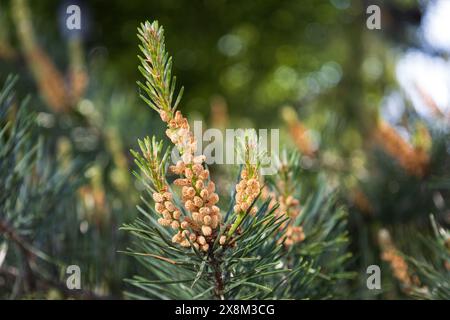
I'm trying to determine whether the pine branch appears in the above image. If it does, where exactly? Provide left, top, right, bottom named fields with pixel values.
left=0, top=75, right=114, bottom=299
left=123, top=20, right=353, bottom=300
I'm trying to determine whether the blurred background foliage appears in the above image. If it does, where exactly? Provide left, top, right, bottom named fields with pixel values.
left=0, top=0, right=449, bottom=299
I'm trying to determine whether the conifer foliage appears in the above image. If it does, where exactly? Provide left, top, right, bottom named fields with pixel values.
left=0, top=76, right=82, bottom=298
left=122, top=21, right=352, bottom=300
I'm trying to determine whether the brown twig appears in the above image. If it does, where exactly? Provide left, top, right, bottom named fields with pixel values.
left=209, top=254, right=224, bottom=300
left=0, top=219, right=36, bottom=258
left=0, top=219, right=36, bottom=290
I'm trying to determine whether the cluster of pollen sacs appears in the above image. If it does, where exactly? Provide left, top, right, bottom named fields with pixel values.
left=378, top=229, right=419, bottom=289
left=381, top=247, right=415, bottom=287
left=234, top=168, right=260, bottom=216
left=281, top=106, right=315, bottom=157
left=263, top=179, right=305, bottom=247
left=153, top=188, right=180, bottom=229
left=374, top=120, right=429, bottom=177
left=154, top=109, right=225, bottom=251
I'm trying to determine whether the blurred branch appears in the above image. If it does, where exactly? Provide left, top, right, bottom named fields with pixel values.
left=68, top=36, right=89, bottom=103
left=11, top=0, right=88, bottom=112
left=0, top=220, right=35, bottom=258
left=414, top=82, right=450, bottom=122
left=372, top=120, right=429, bottom=177
left=0, top=219, right=37, bottom=292
left=0, top=219, right=113, bottom=299
left=0, top=4, right=17, bottom=60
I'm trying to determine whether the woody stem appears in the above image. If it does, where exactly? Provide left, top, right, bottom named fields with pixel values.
left=210, top=254, right=224, bottom=299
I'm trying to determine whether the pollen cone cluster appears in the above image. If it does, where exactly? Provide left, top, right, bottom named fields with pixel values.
left=284, top=225, right=305, bottom=246
left=378, top=229, right=419, bottom=289
left=373, top=120, right=429, bottom=177
left=159, top=109, right=223, bottom=251
left=153, top=188, right=181, bottom=230
left=138, top=21, right=226, bottom=252
left=281, top=106, right=315, bottom=157
left=234, top=168, right=260, bottom=216
left=265, top=187, right=305, bottom=247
